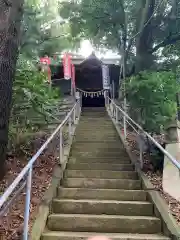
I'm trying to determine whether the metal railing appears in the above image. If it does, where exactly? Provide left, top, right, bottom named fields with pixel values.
left=105, top=96, right=180, bottom=170
left=0, top=99, right=81, bottom=240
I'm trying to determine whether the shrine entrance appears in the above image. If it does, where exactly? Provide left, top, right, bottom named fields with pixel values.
left=50, top=52, right=120, bottom=104
left=76, top=52, right=105, bottom=108
left=81, top=90, right=105, bottom=107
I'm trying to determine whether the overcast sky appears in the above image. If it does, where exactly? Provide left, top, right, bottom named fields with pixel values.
left=79, top=40, right=120, bottom=59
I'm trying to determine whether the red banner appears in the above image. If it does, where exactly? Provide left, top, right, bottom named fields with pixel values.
left=40, top=57, right=51, bottom=65
left=71, top=64, right=75, bottom=88
left=63, top=53, right=72, bottom=80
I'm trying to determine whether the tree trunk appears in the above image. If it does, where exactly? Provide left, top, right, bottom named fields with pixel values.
left=135, top=0, right=156, bottom=73
left=0, top=0, right=24, bottom=179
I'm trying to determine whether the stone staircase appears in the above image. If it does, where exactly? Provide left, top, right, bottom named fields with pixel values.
left=42, top=107, right=170, bottom=240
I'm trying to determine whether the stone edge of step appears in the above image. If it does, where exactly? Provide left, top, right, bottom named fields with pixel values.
left=42, top=231, right=170, bottom=240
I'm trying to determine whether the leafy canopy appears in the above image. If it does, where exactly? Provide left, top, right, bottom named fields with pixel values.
left=60, top=0, right=180, bottom=72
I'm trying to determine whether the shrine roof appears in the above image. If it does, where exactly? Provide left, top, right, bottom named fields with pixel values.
left=52, top=52, right=120, bottom=66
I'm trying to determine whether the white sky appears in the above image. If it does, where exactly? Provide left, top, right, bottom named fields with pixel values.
left=79, top=40, right=120, bottom=59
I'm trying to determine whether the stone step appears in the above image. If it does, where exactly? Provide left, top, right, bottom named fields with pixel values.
left=74, top=137, right=120, bottom=141
left=74, top=136, right=120, bottom=140
left=67, top=163, right=134, bottom=171
left=42, top=231, right=170, bottom=240
left=64, top=170, right=137, bottom=179
left=76, top=124, right=115, bottom=127
left=75, top=130, right=117, bottom=133
left=74, top=140, right=123, bottom=143
left=62, top=178, right=141, bottom=190
left=52, top=199, right=153, bottom=216
left=70, top=152, right=128, bottom=158
left=47, top=214, right=161, bottom=234
left=68, top=157, right=130, bottom=164
left=72, top=146, right=126, bottom=151
left=78, top=122, right=113, bottom=125
left=58, top=188, right=147, bottom=201
left=76, top=129, right=116, bottom=132
left=74, top=138, right=120, bottom=142
left=70, top=149, right=126, bottom=154
left=79, top=118, right=111, bottom=120
left=76, top=127, right=115, bottom=130
left=79, top=120, right=112, bottom=122
left=74, top=133, right=118, bottom=136
left=72, top=144, right=125, bottom=150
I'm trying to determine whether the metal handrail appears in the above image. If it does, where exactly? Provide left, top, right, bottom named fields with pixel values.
left=106, top=96, right=180, bottom=170
left=0, top=99, right=81, bottom=240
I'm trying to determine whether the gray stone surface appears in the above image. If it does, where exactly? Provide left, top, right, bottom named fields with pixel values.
left=41, top=107, right=170, bottom=240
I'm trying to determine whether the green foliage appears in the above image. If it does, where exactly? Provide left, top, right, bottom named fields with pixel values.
left=60, top=0, right=180, bottom=71
left=9, top=57, right=61, bottom=151
left=60, top=0, right=125, bottom=51
left=126, top=71, right=179, bottom=133
left=21, top=0, right=75, bottom=59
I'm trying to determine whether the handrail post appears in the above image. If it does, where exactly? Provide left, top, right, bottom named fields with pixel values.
left=114, top=103, right=116, bottom=119
left=116, top=106, right=118, bottom=124
left=78, top=99, right=81, bottom=117
left=73, top=107, right=76, bottom=125
left=59, top=129, right=63, bottom=164
left=139, top=142, right=143, bottom=169
left=68, top=115, right=72, bottom=138
left=23, top=167, right=32, bottom=240
left=123, top=115, right=127, bottom=140
left=112, top=102, right=114, bottom=118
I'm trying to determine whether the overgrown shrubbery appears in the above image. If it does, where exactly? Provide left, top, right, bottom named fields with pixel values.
left=126, top=71, right=179, bottom=133
left=9, top=57, right=61, bottom=152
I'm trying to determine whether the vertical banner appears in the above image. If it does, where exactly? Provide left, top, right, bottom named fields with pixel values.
left=71, top=64, right=75, bottom=88
left=102, top=64, right=110, bottom=90
left=40, top=56, right=51, bottom=65
left=63, top=53, right=72, bottom=80
left=40, top=56, right=51, bottom=84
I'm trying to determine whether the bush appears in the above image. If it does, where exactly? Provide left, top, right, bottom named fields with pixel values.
left=126, top=71, right=179, bottom=133
left=9, top=57, right=61, bottom=152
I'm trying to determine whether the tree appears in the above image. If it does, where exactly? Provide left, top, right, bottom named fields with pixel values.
left=126, top=71, right=178, bottom=133
left=20, top=0, right=78, bottom=59
left=60, top=0, right=180, bottom=74
left=0, top=0, right=25, bottom=179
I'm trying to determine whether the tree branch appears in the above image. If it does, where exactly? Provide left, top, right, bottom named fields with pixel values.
left=150, top=34, right=180, bottom=53
left=21, top=34, right=67, bottom=49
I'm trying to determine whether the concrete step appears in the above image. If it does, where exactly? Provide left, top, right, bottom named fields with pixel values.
left=47, top=214, right=161, bottom=234
left=61, top=178, right=141, bottom=190
left=67, top=163, right=134, bottom=171
left=74, top=134, right=119, bottom=137
left=80, top=118, right=109, bottom=120
left=68, top=157, right=130, bottom=164
left=64, top=170, right=137, bottom=179
left=74, top=139, right=121, bottom=143
left=58, top=188, right=147, bottom=201
left=74, top=136, right=120, bottom=140
left=70, top=150, right=126, bottom=155
left=70, top=152, right=128, bottom=158
left=42, top=231, right=170, bottom=240
left=52, top=199, right=153, bottom=216
left=76, top=128, right=115, bottom=131
left=76, top=129, right=117, bottom=132
left=77, top=123, right=113, bottom=126
left=74, top=140, right=122, bottom=143
left=72, top=145, right=126, bottom=150
left=75, top=131, right=118, bottom=134
left=71, top=143, right=125, bottom=148
left=74, top=138, right=120, bottom=142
